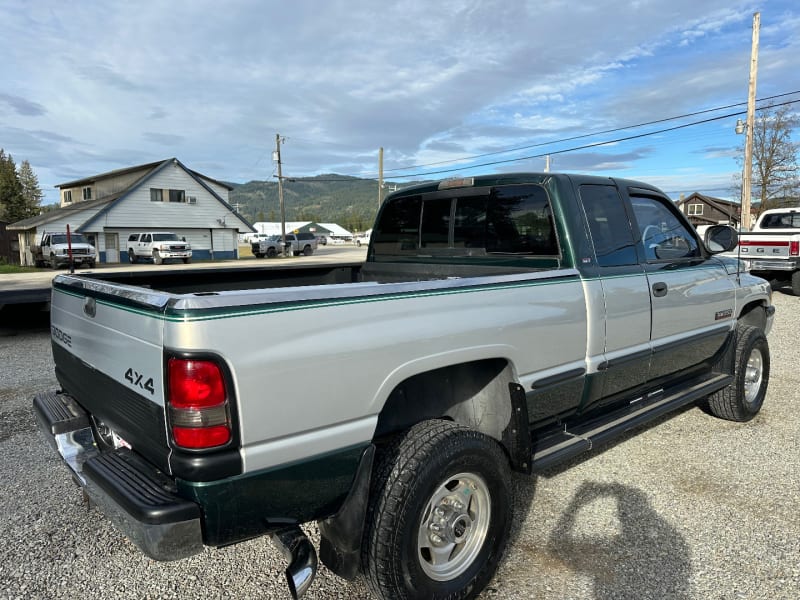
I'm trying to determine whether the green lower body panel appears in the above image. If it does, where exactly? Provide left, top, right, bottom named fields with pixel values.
left=178, top=444, right=368, bottom=547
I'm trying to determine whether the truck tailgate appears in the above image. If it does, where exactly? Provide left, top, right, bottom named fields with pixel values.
left=50, top=275, right=172, bottom=469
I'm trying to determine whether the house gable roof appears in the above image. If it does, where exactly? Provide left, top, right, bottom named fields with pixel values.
left=79, top=158, right=253, bottom=232
left=6, top=195, right=117, bottom=231
left=57, top=159, right=235, bottom=191
left=677, top=192, right=741, bottom=223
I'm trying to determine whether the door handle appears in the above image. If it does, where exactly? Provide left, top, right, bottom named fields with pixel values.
left=652, top=282, right=668, bottom=297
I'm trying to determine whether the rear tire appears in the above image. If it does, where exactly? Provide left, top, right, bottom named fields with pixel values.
left=361, top=420, right=512, bottom=600
left=706, top=325, right=769, bottom=421
left=791, top=271, right=800, bottom=297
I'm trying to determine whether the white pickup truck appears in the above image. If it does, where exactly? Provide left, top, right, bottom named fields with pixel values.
left=735, top=207, right=800, bottom=295
left=34, top=173, right=773, bottom=600
left=126, top=232, right=192, bottom=265
left=32, top=232, right=97, bottom=269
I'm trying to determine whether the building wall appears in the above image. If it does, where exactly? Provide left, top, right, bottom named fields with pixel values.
left=99, top=163, right=230, bottom=229
left=60, top=167, right=151, bottom=208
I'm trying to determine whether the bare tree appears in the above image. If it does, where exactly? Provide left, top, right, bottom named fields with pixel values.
left=735, top=103, right=800, bottom=213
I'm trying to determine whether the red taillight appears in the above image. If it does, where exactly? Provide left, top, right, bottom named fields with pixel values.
left=168, top=358, right=231, bottom=449
left=791, top=241, right=799, bottom=256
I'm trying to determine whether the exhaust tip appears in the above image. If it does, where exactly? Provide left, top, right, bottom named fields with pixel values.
left=269, top=526, right=318, bottom=599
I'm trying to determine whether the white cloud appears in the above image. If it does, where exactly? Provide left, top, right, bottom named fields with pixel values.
left=0, top=0, right=797, bottom=205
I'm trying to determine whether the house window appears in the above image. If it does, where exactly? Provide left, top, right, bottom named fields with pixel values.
left=687, top=204, right=704, bottom=216
left=150, top=188, right=163, bottom=202
left=82, top=187, right=92, bottom=200
left=169, top=189, right=186, bottom=203
left=63, top=190, right=72, bottom=204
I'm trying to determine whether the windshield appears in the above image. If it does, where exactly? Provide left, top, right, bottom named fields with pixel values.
left=152, top=233, right=181, bottom=241
left=50, top=234, right=89, bottom=245
left=760, top=213, right=800, bottom=229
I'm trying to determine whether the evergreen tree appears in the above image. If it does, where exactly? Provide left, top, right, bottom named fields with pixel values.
left=0, top=149, right=26, bottom=222
left=18, top=160, right=43, bottom=217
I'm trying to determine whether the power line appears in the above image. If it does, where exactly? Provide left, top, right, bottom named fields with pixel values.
left=374, top=90, right=800, bottom=175
left=381, top=98, right=800, bottom=180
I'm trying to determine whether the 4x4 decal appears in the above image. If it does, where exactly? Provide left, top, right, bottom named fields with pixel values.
left=124, top=368, right=155, bottom=395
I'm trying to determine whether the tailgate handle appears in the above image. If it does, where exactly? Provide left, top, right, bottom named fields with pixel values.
left=83, top=296, right=97, bottom=318
left=651, top=282, right=668, bottom=297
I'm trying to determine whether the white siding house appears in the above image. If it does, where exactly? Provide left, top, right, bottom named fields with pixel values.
left=9, top=158, right=254, bottom=265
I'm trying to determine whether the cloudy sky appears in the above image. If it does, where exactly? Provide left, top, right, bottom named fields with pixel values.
left=2, top=0, right=799, bottom=205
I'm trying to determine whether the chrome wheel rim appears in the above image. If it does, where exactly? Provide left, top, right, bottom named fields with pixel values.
left=417, top=471, right=491, bottom=581
left=744, top=347, right=764, bottom=405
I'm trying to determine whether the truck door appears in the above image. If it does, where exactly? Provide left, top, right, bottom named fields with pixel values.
left=627, top=191, right=735, bottom=382
left=579, top=184, right=652, bottom=410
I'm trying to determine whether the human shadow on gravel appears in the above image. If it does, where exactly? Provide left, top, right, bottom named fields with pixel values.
left=547, top=481, right=691, bottom=600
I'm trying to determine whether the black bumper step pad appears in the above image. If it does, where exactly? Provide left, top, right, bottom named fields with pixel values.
left=33, top=390, right=90, bottom=435
left=83, top=448, right=200, bottom=525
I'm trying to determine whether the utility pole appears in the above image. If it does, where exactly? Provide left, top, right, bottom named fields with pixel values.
left=378, top=147, right=384, bottom=209
left=741, top=12, right=760, bottom=230
left=274, top=133, right=287, bottom=256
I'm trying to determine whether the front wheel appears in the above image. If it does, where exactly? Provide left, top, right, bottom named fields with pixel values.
left=49, top=254, right=59, bottom=269
left=128, top=250, right=137, bottom=264
left=183, top=257, right=191, bottom=264
left=153, top=251, right=163, bottom=265
left=303, top=245, right=313, bottom=256
left=362, top=420, right=512, bottom=600
left=706, top=325, right=769, bottom=421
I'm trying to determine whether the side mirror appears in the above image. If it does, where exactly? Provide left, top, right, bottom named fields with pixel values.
left=705, top=225, right=738, bottom=253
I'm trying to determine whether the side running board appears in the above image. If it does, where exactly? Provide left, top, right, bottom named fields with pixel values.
left=531, top=373, right=731, bottom=472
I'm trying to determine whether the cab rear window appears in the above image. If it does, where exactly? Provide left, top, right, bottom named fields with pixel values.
left=372, top=184, right=558, bottom=259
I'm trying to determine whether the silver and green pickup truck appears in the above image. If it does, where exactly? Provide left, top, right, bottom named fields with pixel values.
left=34, top=173, right=774, bottom=600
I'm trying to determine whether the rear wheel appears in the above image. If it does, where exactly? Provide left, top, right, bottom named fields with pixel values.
left=791, top=271, right=800, bottom=297
left=362, top=420, right=512, bottom=600
left=706, top=325, right=769, bottom=421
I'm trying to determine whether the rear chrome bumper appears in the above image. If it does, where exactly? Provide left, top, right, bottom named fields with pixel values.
left=33, top=390, right=203, bottom=561
left=749, top=259, right=800, bottom=272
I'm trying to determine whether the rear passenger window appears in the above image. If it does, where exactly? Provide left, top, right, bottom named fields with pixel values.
left=580, top=185, right=637, bottom=267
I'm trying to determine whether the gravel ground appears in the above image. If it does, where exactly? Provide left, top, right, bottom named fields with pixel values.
left=0, top=291, right=798, bottom=599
